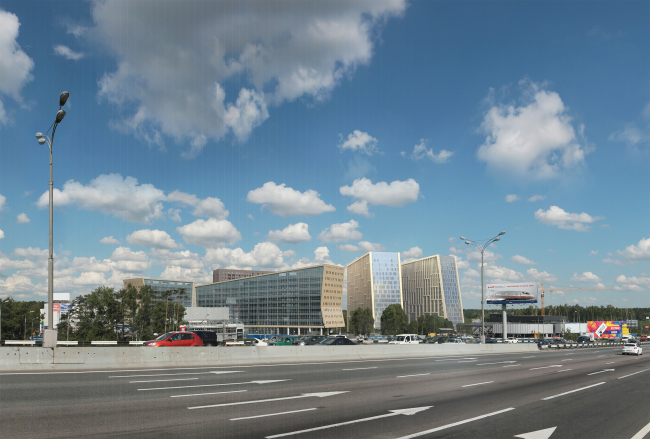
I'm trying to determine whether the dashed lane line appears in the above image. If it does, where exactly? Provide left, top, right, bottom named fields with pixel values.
left=462, top=381, right=494, bottom=387
left=541, top=382, right=605, bottom=400
left=231, top=408, right=317, bottom=421
left=171, top=390, right=247, bottom=398
left=130, top=378, right=199, bottom=383
left=397, top=373, right=430, bottom=378
left=393, top=408, right=516, bottom=439
left=342, top=367, right=378, bottom=371
left=617, top=368, right=650, bottom=380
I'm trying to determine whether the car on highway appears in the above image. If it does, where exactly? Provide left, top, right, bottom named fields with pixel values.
left=503, top=337, right=518, bottom=344
left=188, top=330, right=219, bottom=346
left=320, top=337, right=357, bottom=345
left=550, top=338, right=568, bottom=345
left=576, top=336, right=594, bottom=344
left=143, top=331, right=203, bottom=347
left=484, top=337, right=498, bottom=344
left=640, top=335, right=648, bottom=341
left=292, top=335, right=326, bottom=346
left=268, top=336, right=298, bottom=346
left=251, top=338, right=269, bottom=346
left=622, top=342, right=643, bottom=356
left=388, top=334, right=421, bottom=344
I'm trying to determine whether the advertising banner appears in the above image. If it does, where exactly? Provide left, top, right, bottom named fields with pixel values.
left=587, top=321, right=625, bottom=339
left=486, top=283, right=538, bottom=304
left=53, top=303, right=60, bottom=312
left=60, top=303, right=71, bottom=312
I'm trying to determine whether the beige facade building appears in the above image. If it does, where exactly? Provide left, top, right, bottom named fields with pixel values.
left=346, top=252, right=403, bottom=329
left=212, top=269, right=273, bottom=283
left=400, top=255, right=464, bottom=328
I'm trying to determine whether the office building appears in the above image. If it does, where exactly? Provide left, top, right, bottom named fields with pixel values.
left=400, top=255, right=464, bottom=328
left=346, top=252, right=403, bottom=330
left=196, top=264, right=344, bottom=335
left=123, top=278, right=194, bottom=307
left=213, top=268, right=273, bottom=283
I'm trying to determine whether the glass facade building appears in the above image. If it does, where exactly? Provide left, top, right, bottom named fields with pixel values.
left=346, top=252, right=403, bottom=330
left=195, top=264, right=344, bottom=334
left=123, top=278, right=194, bottom=307
left=400, top=255, right=464, bottom=328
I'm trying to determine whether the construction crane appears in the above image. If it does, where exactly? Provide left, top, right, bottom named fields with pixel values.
left=539, top=283, right=613, bottom=316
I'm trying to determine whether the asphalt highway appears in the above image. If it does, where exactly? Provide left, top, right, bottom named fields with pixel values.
left=1, top=345, right=648, bottom=438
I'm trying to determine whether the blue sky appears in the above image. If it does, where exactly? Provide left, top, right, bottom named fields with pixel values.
left=0, top=1, right=648, bottom=311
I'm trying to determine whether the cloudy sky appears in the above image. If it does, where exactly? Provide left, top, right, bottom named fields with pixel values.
left=0, top=1, right=648, bottom=311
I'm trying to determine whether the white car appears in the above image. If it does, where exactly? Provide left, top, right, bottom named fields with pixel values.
left=388, top=334, right=421, bottom=344
left=622, top=343, right=642, bottom=356
left=252, top=338, right=269, bottom=346
left=503, top=338, right=519, bottom=344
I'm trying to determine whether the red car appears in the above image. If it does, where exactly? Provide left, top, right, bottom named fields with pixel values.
left=144, top=331, right=203, bottom=347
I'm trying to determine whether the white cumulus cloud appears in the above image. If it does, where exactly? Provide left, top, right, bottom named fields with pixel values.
left=247, top=182, right=335, bottom=217
left=505, top=194, right=519, bottom=203
left=166, top=190, right=229, bottom=219
left=126, top=229, right=181, bottom=249
left=0, top=10, right=34, bottom=102
left=340, top=178, right=419, bottom=217
left=478, top=79, right=590, bottom=180
left=177, top=218, right=242, bottom=248
left=318, top=220, right=362, bottom=243
left=37, top=174, right=165, bottom=223
left=338, top=130, right=379, bottom=155
left=204, top=242, right=284, bottom=269
left=267, top=223, right=311, bottom=244
left=338, top=241, right=385, bottom=252
left=571, top=271, right=601, bottom=282
left=16, top=213, right=29, bottom=223
left=405, top=139, right=453, bottom=163
left=91, top=1, right=405, bottom=157
left=617, top=238, right=650, bottom=262
left=53, top=45, right=84, bottom=60
left=511, top=255, right=536, bottom=265
left=534, top=206, right=602, bottom=231
left=100, top=236, right=120, bottom=244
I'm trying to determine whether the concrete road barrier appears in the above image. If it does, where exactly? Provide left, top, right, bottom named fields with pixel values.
left=0, top=343, right=539, bottom=371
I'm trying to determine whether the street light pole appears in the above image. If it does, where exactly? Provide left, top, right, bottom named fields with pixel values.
left=460, top=231, right=505, bottom=344
left=24, top=311, right=34, bottom=340
left=36, top=91, right=68, bottom=349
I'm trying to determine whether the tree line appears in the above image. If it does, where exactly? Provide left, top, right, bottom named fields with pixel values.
left=348, top=304, right=454, bottom=336
left=0, top=285, right=189, bottom=341
left=463, top=305, right=650, bottom=325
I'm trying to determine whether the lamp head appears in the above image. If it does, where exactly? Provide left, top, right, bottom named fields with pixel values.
left=499, top=231, right=506, bottom=236
left=459, top=236, right=466, bottom=240
left=464, top=241, right=470, bottom=245
left=35, top=132, right=43, bottom=139
left=59, top=91, right=69, bottom=107
left=55, top=110, right=66, bottom=123
left=38, top=138, right=46, bottom=145
left=494, top=237, right=500, bottom=242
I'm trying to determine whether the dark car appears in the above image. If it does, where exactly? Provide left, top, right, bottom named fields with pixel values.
left=550, top=338, right=568, bottom=344
left=576, top=336, right=594, bottom=344
left=320, top=337, right=357, bottom=345
left=485, top=337, right=498, bottom=344
left=188, top=330, right=219, bottom=346
left=292, top=335, right=327, bottom=346
left=143, top=331, right=203, bottom=347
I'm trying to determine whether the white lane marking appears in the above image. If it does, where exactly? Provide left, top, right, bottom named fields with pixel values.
left=522, top=356, right=536, bottom=359
left=514, top=426, right=557, bottom=439
left=476, top=361, right=517, bottom=366
left=342, top=367, right=377, bottom=371
left=172, top=390, right=247, bottom=398
left=561, top=359, right=573, bottom=361
left=458, top=360, right=477, bottom=363
left=554, top=369, right=573, bottom=373
left=265, top=407, right=432, bottom=438
left=597, top=355, right=606, bottom=357
left=189, top=391, right=348, bottom=410
left=232, top=408, right=317, bottom=421
left=110, top=371, right=235, bottom=378
left=564, top=353, right=574, bottom=355
left=542, top=382, right=605, bottom=400
left=397, top=373, right=430, bottom=378
left=130, top=378, right=199, bottom=383
left=393, top=407, right=516, bottom=439
left=605, top=362, right=615, bottom=365
left=530, top=365, right=562, bottom=370
left=138, top=379, right=289, bottom=391
left=587, top=369, right=614, bottom=376
left=435, top=358, right=476, bottom=362
left=462, top=381, right=494, bottom=387
left=503, top=364, right=521, bottom=367
left=617, top=368, right=650, bottom=379
left=631, top=420, right=650, bottom=439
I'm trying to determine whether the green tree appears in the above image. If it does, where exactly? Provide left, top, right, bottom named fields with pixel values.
left=380, top=304, right=408, bottom=335
left=350, top=307, right=375, bottom=336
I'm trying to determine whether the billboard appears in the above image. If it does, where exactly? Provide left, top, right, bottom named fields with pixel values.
left=486, top=283, right=538, bottom=304
left=587, top=321, right=625, bottom=339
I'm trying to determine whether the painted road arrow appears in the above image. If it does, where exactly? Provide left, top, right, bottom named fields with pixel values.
left=188, top=391, right=349, bottom=410
left=138, top=379, right=289, bottom=391
left=587, top=369, right=615, bottom=376
left=514, top=426, right=557, bottom=439
left=265, top=406, right=432, bottom=438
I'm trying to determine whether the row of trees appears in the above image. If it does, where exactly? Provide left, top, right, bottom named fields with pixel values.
left=0, top=299, right=43, bottom=340
left=463, top=305, right=650, bottom=324
left=58, top=285, right=189, bottom=342
left=348, top=304, right=454, bottom=336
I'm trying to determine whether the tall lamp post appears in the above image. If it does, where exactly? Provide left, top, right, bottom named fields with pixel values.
left=460, top=231, right=505, bottom=344
left=24, top=310, right=34, bottom=340
left=35, top=91, right=69, bottom=348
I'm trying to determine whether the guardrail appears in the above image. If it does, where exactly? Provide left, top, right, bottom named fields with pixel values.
left=0, top=340, right=144, bottom=346
left=540, top=340, right=650, bottom=350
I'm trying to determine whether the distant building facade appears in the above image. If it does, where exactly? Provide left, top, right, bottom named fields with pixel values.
left=123, top=278, right=194, bottom=307
left=400, top=255, right=464, bottom=328
left=196, top=264, right=344, bottom=335
left=346, top=252, right=403, bottom=329
left=212, top=269, right=273, bottom=283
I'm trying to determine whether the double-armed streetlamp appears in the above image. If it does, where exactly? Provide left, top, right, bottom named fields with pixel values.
left=460, top=231, right=505, bottom=344
left=35, top=91, right=69, bottom=347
